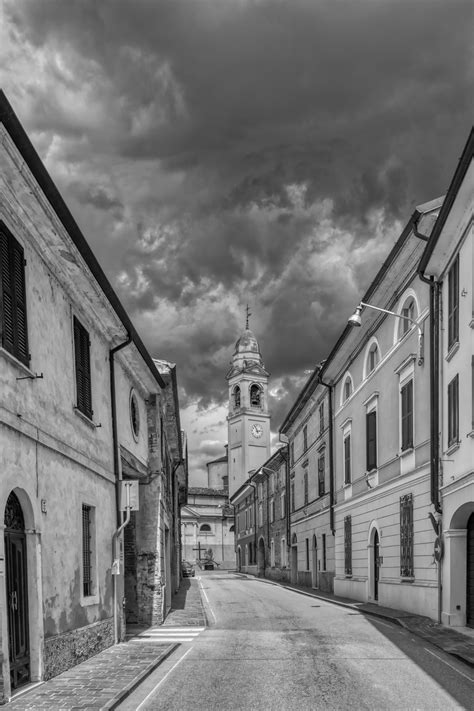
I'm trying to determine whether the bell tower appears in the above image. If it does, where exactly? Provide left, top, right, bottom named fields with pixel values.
left=226, top=309, right=271, bottom=497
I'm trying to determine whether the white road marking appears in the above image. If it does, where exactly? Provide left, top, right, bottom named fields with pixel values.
left=131, top=626, right=205, bottom=643
left=134, top=647, right=194, bottom=710
left=424, top=648, right=474, bottom=681
left=199, top=577, right=217, bottom=623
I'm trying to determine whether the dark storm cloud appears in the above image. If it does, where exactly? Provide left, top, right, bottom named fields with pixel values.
left=3, top=0, right=473, bottom=429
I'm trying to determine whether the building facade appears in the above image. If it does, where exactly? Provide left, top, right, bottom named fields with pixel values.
left=419, top=128, right=474, bottom=627
left=0, top=91, right=185, bottom=701
left=280, top=373, right=334, bottom=591
left=321, top=201, right=441, bottom=618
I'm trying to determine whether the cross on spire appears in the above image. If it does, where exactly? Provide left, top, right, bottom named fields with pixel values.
left=245, top=304, right=251, bottom=330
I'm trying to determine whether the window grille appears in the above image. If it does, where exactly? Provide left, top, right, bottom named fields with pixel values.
left=318, top=453, right=325, bottom=496
left=82, top=505, right=92, bottom=596
left=448, top=256, right=459, bottom=348
left=448, top=374, right=459, bottom=447
left=344, top=434, right=351, bottom=484
left=366, top=411, right=377, bottom=471
left=400, top=494, right=414, bottom=577
left=74, top=317, right=93, bottom=419
left=401, top=380, right=414, bottom=450
left=0, top=223, right=29, bottom=365
left=344, top=516, right=352, bottom=576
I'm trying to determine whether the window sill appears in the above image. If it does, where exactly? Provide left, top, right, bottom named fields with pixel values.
left=81, top=594, right=99, bottom=606
left=400, top=577, right=415, bottom=584
left=446, top=441, right=460, bottom=456
left=0, top=346, right=33, bottom=376
left=73, top=407, right=97, bottom=429
left=399, top=447, right=414, bottom=457
left=445, top=341, right=460, bottom=362
left=467, top=430, right=474, bottom=439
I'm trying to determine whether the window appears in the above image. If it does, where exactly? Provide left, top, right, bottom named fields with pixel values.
left=344, top=377, right=352, bottom=402
left=368, top=344, right=379, bottom=374
left=303, top=425, right=308, bottom=452
left=82, top=504, right=93, bottom=596
left=200, top=523, right=212, bottom=533
left=234, top=386, right=241, bottom=408
left=344, top=433, right=351, bottom=484
left=291, top=481, right=295, bottom=512
left=448, top=256, right=459, bottom=349
left=306, top=538, right=310, bottom=570
left=399, top=297, right=416, bottom=338
left=229, top=525, right=235, bottom=532
left=74, top=316, right=93, bottom=419
left=448, top=374, right=459, bottom=447
left=319, top=402, right=325, bottom=434
left=250, top=384, right=261, bottom=406
left=401, top=380, right=414, bottom=450
left=322, top=533, right=326, bottom=571
left=280, top=491, right=286, bottom=518
left=281, top=537, right=286, bottom=567
left=0, top=223, right=29, bottom=365
left=270, top=498, right=275, bottom=522
left=303, top=472, right=308, bottom=505
left=344, top=515, right=352, bottom=576
left=130, top=390, right=140, bottom=439
left=258, top=502, right=263, bottom=527
left=318, top=452, right=325, bottom=496
left=366, top=410, right=377, bottom=471
left=270, top=539, right=275, bottom=567
left=290, top=442, right=294, bottom=466
left=400, top=494, right=414, bottom=577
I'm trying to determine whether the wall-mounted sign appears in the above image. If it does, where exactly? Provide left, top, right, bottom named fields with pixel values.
left=120, top=480, right=139, bottom=511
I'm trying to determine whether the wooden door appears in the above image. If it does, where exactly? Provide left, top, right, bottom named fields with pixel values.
left=5, top=492, right=30, bottom=689
left=374, top=530, right=380, bottom=602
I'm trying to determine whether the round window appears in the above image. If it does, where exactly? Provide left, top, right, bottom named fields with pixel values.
left=130, top=390, right=140, bottom=439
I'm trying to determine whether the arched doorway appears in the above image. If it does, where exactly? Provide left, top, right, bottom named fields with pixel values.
left=291, top=533, right=298, bottom=585
left=467, top=513, right=474, bottom=627
left=368, top=523, right=381, bottom=603
left=257, top=538, right=265, bottom=577
left=4, top=491, right=30, bottom=690
left=312, top=535, right=318, bottom=589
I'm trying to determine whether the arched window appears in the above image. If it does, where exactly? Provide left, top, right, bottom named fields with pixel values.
left=366, top=342, right=380, bottom=376
left=234, top=386, right=241, bottom=408
left=229, top=524, right=235, bottom=532
left=200, top=523, right=211, bottom=533
left=342, top=375, right=353, bottom=403
left=250, top=384, right=261, bottom=407
left=398, top=297, right=416, bottom=338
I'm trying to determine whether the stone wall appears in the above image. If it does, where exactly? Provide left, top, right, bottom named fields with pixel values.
left=136, top=553, right=163, bottom=626
left=43, top=618, right=114, bottom=681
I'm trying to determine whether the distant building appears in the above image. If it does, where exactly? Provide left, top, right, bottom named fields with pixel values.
left=181, top=449, right=235, bottom=569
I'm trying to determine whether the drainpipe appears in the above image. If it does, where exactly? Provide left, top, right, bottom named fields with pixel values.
left=109, top=334, right=132, bottom=644
left=418, top=233, right=442, bottom=624
left=317, top=374, right=335, bottom=535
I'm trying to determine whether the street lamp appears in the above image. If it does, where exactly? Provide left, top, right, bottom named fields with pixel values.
left=348, top=301, right=424, bottom=366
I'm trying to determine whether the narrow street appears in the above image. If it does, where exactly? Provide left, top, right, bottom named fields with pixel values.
left=117, top=572, right=474, bottom=711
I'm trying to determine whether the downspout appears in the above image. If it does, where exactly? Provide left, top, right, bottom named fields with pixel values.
left=110, top=334, right=132, bottom=645
left=317, top=375, right=335, bottom=535
left=418, top=244, right=442, bottom=624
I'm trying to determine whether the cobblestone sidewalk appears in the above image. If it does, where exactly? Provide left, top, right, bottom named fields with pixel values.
left=8, top=579, right=207, bottom=710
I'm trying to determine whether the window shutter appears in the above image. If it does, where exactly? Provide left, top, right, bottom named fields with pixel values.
left=401, top=380, right=413, bottom=450
left=366, top=411, right=377, bottom=471
left=0, top=226, right=29, bottom=364
left=344, top=434, right=351, bottom=484
left=74, top=316, right=93, bottom=419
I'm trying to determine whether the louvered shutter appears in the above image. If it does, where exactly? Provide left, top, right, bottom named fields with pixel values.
left=0, top=224, right=29, bottom=365
left=366, top=411, right=377, bottom=471
left=73, top=316, right=93, bottom=419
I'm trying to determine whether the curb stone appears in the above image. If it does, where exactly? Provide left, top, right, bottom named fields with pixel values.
left=101, top=643, right=178, bottom=710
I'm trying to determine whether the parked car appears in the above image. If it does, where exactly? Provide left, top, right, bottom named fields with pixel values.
left=181, top=560, right=195, bottom=577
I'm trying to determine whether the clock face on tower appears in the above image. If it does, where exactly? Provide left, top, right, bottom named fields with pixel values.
left=251, top=424, right=263, bottom=439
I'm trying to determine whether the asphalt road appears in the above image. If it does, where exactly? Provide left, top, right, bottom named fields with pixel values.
left=117, top=572, right=474, bottom=711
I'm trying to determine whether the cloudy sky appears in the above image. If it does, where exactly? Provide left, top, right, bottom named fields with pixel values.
left=1, top=0, right=472, bottom=484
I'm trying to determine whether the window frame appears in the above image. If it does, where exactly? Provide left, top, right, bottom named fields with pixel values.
left=366, top=409, right=377, bottom=472
left=400, top=378, right=414, bottom=451
left=343, top=432, right=351, bottom=485
left=318, top=450, right=325, bottom=497
left=447, top=374, right=459, bottom=447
